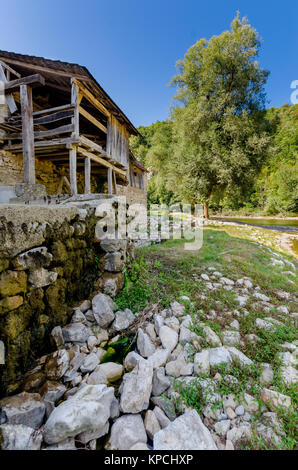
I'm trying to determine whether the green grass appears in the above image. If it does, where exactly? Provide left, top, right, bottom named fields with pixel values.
left=114, top=227, right=298, bottom=449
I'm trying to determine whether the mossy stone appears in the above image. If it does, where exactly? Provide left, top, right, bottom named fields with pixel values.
left=3, top=304, right=32, bottom=341
left=28, top=288, right=45, bottom=312
left=51, top=241, right=68, bottom=263
left=0, top=259, right=9, bottom=274
left=39, top=314, right=50, bottom=325
left=0, top=271, right=27, bottom=297
left=0, top=296, right=23, bottom=315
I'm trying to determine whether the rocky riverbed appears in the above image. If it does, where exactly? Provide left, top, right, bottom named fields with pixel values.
left=0, top=239, right=296, bottom=451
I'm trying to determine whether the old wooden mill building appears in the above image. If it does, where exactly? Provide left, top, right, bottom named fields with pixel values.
left=0, top=50, right=147, bottom=204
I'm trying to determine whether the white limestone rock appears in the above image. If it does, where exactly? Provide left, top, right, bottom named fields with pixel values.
left=227, top=347, right=253, bottom=366
left=223, top=330, right=241, bottom=346
left=120, top=358, right=153, bottom=414
left=0, top=392, right=45, bottom=429
left=159, top=326, right=178, bottom=352
left=44, top=384, right=114, bottom=444
left=152, top=367, right=171, bottom=396
left=124, top=351, right=142, bottom=371
left=153, top=406, right=171, bottom=429
left=112, top=309, right=135, bottom=331
left=194, top=350, right=210, bottom=375
left=148, top=348, right=171, bottom=370
left=144, top=410, right=161, bottom=440
left=79, top=353, right=100, bottom=374
left=107, top=414, right=147, bottom=450
left=261, top=388, right=291, bottom=411
left=0, top=424, right=43, bottom=450
left=154, top=410, right=217, bottom=450
left=209, top=347, right=232, bottom=368
left=62, top=323, right=92, bottom=343
left=170, top=301, right=185, bottom=317
left=92, top=293, right=115, bottom=328
left=137, top=328, right=156, bottom=358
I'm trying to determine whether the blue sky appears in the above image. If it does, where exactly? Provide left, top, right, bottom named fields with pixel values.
left=0, top=0, right=297, bottom=127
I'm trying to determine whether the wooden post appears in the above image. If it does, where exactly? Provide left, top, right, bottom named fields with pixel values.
left=113, top=170, right=118, bottom=195
left=69, top=146, right=78, bottom=195
left=84, top=156, right=91, bottom=194
left=20, top=85, right=35, bottom=184
left=107, top=167, right=113, bottom=194
left=69, top=79, right=79, bottom=195
left=71, top=79, right=79, bottom=138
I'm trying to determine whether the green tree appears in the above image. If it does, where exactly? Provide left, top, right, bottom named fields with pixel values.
left=130, top=120, right=178, bottom=205
left=169, top=13, right=271, bottom=218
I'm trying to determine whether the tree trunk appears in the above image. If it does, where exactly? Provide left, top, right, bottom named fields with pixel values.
left=203, top=201, right=209, bottom=219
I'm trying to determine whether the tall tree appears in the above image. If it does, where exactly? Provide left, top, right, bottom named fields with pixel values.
left=169, top=13, right=271, bottom=218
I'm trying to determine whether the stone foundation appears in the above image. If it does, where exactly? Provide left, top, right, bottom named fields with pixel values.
left=0, top=200, right=132, bottom=396
left=116, top=184, right=147, bottom=207
left=0, top=150, right=99, bottom=196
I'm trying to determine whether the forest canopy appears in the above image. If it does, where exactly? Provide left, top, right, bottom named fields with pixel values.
left=130, top=15, right=297, bottom=216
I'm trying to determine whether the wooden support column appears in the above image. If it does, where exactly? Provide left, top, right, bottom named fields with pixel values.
left=20, top=85, right=35, bottom=184
left=69, top=79, right=79, bottom=195
left=107, top=167, right=113, bottom=194
left=113, top=170, right=118, bottom=195
left=71, top=78, right=80, bottom=138
left=69, top=146, right=78, bottom=195
left=84, top=156, right=91, bottom=194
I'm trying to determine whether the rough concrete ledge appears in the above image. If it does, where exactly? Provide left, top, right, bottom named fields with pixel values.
left=0, top=205, right=79, bottom=257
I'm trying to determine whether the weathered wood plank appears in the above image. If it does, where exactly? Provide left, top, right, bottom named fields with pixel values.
left=20, top=85, right=35, bottom=184
left=84, top=156, right=91, bottom=194
left=33, top=109, right=74, bottom=126
left=71, top=79, right=79, bottom=139
left=7, top=123, right=74, bottom=140
left=79, top=135, right=110, bottom=158
left=4, top=74, right=45, bottom=93
left=113, top=170, right=118, bottom=195
left=108, top=167, right=113, bottom=194
left=32, top=103, right=75, bottom=117
left=4, top=136, right=79, bottom=151
left=0, top=65, right=18, bottom=114
left=106, top=115, right=129, bottom=169
left=79, top=106, right=107, bottom=133
left=69, top=146, right=78, bottom=195
left=34, top=124, right=74, bottom=139
left=0, top=61, right=21, bottom=78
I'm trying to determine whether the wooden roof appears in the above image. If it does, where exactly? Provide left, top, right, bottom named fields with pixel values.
left=0, top=49, right=140, bottom=136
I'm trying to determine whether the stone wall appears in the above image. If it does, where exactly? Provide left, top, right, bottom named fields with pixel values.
left=116, top=184, right=147, bottom=207
left=0, top=201, right=131, bottom=396
left=0, top=150, right=96, bottom=195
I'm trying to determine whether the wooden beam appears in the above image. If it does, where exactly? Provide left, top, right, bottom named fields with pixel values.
left=84, top=156, right=91, bottom=194
left=32, top=103, right=75, bottom=117
left=4, top=74, right=45, bottom=93
left=7, top=123, right=74, bottom=140
left=79, top=135, right=109, bottom=158
left=74, top=79, right=110, bottom=118
left=0, top=57, right=92, bottom=81
left=4, top=136, right=79, bottom=151
left=79, top=106, right=107, bottom=133
left=77, top=146, right=127, bottom=176
left=20, top=85, right=35, bottom=184
left=69, top=146, right=78, bottom=195
left=0, top=61, right=21, bottom=78
left=34, top=109, right=74, bottom=126
left=108, top=167, right=113, bottom=194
